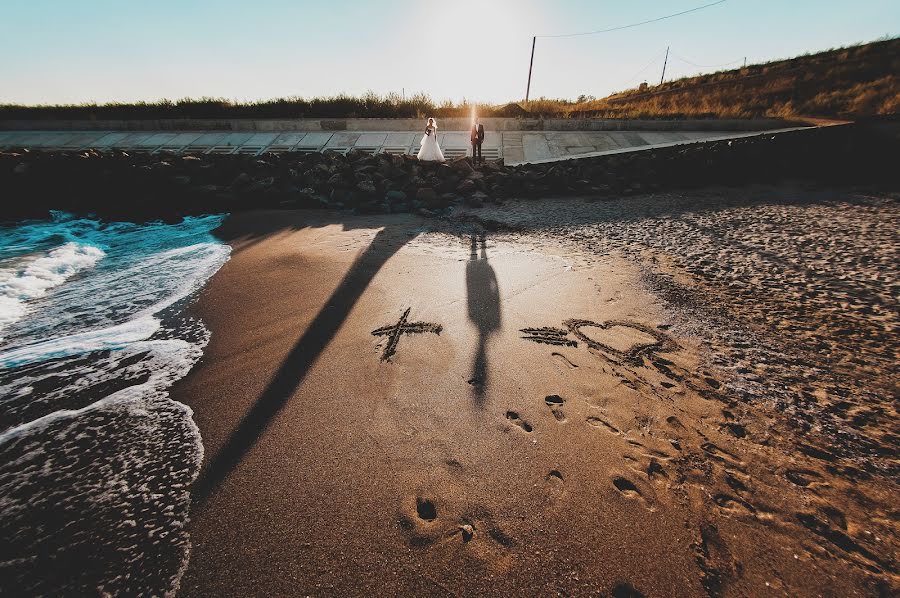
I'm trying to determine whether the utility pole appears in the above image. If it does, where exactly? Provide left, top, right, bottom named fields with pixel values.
left=402, top=87, right=405, bottom=101
left=660, top=46, right=669, bottom=85
left=743, top=57, right=747, bottom=68
left=526, top=36, right=536, bottom=102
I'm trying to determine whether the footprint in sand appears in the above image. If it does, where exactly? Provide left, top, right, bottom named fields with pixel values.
left=416, top=497, right=437, bottom=521
left=544, top=395, right=566, bottom=422
left=612, top=476, right=644, bottom=500
left=587, top=415, right=620, bottom=434
left=701, top=442, right=744, bottom=469
left=546, top=469, right=565, bottom=501
left=505, top=411, right=533, bottom=433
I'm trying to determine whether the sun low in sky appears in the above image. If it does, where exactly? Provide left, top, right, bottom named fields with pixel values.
left=0, top=0, right=897, bottom=105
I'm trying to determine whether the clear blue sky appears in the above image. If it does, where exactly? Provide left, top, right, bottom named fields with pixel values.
left=0, top=0, right=897, bottom=105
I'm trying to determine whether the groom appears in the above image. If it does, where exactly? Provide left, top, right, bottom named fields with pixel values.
left=470, top=118, right=485, bottom=164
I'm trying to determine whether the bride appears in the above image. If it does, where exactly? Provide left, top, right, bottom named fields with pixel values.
left=417, top=117, right=445, bottom=161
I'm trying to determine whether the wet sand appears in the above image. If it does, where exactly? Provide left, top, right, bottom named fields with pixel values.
left=172, top=186, right=898, bottom=596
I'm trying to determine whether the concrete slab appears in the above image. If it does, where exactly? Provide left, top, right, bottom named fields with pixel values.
left=441, top=132, right=470, bottom=149
left=297, top=132, right=332, bottom=148
left=514, top=126, right=815, bottom=165
left=325, top=133, right=360, bottom=148
left=184, top=132, right=230, bottom=147
left=384, top=133, right=416, bottom=146
left=135, top=133, right=178, bottom=148
left=213, top=133, right=254, bottom=148
left=242, top=133, right=279, bottom=146
left=355, top=133, right=387, bottom=147
left=270, top=132, right=308, bottom=146
left=91, top=132, right=132, bottom=148
left=523, top=133, right=553, bottom=162
left=159, top=132, right=204, bottom=149
left=21, top=132, right=72, bottom=147
left=60, top=132, right=109, bottom=149
left=108, top=132, right=156, bottom=148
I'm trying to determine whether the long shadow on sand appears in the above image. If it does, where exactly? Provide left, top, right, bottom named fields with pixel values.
left=193, top=221, right=412, bottom=503
left=465, top=233, right=501, bottom=406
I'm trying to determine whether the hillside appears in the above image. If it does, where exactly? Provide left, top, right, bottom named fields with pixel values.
left=532, top=36, right=899, bottom=120
left=0, top=37, right=896, bottom=122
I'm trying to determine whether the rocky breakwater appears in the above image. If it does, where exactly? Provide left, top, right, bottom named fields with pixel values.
left=0, top=122, right=895, bottom=222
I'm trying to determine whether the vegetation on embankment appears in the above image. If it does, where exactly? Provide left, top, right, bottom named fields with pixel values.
left=0, top=37, right=896, bottom=122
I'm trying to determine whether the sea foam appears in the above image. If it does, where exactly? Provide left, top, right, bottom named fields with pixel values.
left=0, top=242, right=104, bottom=333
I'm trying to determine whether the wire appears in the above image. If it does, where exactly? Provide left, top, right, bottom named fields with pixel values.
left=670, top=51, right=744, bottom=68
left=623, top=49, right=668, bottom=85
left=538, top=0, right=728, bottom=38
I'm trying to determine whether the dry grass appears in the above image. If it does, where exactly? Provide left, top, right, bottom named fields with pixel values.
left=1, top=38, right=896, bottom=121
left=532, top=37, right=899, bottom=119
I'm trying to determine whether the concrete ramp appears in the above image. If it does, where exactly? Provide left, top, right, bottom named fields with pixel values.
left=0, top=126, right=814, bottom=162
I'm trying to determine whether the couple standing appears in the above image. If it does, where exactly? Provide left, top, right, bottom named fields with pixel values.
left=417, top=118, right=486, bottom=163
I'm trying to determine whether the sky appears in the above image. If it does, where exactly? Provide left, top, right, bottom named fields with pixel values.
left=0, top=0, right=897, bottom=105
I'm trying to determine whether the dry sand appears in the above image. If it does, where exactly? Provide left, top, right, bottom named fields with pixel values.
left=171, top=186, right=898, bottom=596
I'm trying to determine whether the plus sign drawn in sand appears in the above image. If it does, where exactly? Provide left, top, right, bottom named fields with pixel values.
left=371, top=308, right=443, bottom=362
left=521, top=319, right=677, bottom=363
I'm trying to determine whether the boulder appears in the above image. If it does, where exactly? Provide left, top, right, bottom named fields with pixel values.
left=415, top=187, right=438, bottom=203
left=449, top=157, right=474, bottom=174
left=385, top=190, right=407, bottom=203
left=456, top=179, right=476, bottom=195
left=246, top=176, right=275, bottom=193
left=378, top=162, right=406, bottom=180
left=356, top=180, right=377, bottom=195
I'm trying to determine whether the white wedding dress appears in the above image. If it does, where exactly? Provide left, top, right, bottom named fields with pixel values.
left=417, top=126, right=445, bottom=161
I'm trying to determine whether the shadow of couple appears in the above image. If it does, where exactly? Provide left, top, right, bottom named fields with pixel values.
left=194, top=224, right=501, bottom=504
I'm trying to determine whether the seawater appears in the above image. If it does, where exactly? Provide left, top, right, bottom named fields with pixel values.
left=0, top=212, right=230, bottom=595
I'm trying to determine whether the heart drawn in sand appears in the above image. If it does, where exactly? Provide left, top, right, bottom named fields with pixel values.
left=563, top=319, right=677, bottom=360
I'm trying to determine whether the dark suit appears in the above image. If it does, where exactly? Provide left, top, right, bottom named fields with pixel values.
left=470, top=123, right=485, bottom=163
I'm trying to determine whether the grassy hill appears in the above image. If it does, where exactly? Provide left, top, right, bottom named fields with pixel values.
left=0, top=37, right=896, bottom=122
left=527, top=36, right=899, bottom=120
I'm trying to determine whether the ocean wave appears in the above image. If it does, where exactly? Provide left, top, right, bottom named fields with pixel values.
left=0, top=242, right=105, bottom=334
left=0, top=212, right=230, bottom=596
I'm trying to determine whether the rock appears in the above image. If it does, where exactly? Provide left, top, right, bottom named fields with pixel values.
left=459, top=524, right=475, bottom=542
left=172, top=175, right=191, bottom=186
left=456, top=179, right=476, bottom=195
left=12, top=162, right=28, bottom=175
left=353, top=164, right=377, bottom=175
left=449, top=157, right=474, bottom=174
left=356, top=180, right=377, bottom=195
left=415, top=187, right=437, bottom=203
left=385, top=190, right=407, bottom=203
left=435, top=174, right=458, bottom=193
left=246, top=176, right=275, bottom=193
left=327, top=173, right=349, bottom=188
left=232, top=172, right=250, bottom=187
left=378, top=162, right=406, bottom=179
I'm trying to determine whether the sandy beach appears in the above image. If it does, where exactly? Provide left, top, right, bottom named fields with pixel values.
left=171, top=186, right=898, bottom=596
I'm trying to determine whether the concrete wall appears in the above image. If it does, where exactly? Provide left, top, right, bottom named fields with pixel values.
left=0, top=117, right=798, bottom=133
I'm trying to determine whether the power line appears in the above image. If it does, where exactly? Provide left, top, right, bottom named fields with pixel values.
left=624, top=49, right=669, bottom=85
left=538, top=0, right=728, bottom=39
left=669, top=51, right=744, bottom=69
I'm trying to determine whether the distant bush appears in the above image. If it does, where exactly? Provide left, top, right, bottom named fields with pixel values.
left=1, top=38, right=896, bottom=122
